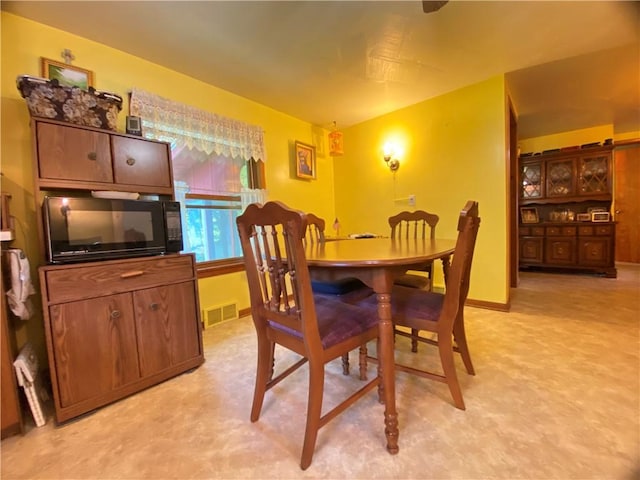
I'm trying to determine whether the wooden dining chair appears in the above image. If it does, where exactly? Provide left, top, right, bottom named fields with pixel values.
left=388, top=209, right=439, bottom=290
left=362, top=201, right=480, bottom=410
left=388, top=209, right=439, bottom=352
left=236, top=201, right=380, bottom=470
left=304, top=213, right=373, bottom=377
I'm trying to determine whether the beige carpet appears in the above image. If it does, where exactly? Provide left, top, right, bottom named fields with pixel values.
left=2, top=265, right=639, bottom=479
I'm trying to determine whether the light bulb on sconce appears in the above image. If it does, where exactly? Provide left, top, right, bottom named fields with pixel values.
left=384, top=154, right=400, bottom=172
left=383, top=143, right=400, bottom=172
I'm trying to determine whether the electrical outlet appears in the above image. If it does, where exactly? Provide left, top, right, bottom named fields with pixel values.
left=408, top=194, right=416, bottom=206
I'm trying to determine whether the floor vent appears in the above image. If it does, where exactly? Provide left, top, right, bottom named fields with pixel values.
left=202, top=302, right=238, bottom=329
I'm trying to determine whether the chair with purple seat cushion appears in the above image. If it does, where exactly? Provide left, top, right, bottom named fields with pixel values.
left=236, top=201, right=380, bottom=470
left=361, top=201, right=480, bottom=410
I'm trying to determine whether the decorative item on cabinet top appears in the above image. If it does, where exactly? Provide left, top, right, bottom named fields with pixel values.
left=16, top=75, right=122, bottom=131
left=40, top=57, right=93, bottom=89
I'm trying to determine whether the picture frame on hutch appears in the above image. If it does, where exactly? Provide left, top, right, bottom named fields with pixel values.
left=520, top=207, right=539, bottom=224
left=41, top=58, right=94, bottom=89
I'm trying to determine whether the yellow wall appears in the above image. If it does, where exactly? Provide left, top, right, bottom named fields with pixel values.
left=334, top=77, right=510, bottom=305
left=1, top=12, right=512, bottom=362
left=0, top=12, right=336, bottom=354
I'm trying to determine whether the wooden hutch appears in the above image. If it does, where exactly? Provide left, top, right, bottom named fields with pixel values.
left=518, top=144, right=616, bottom=278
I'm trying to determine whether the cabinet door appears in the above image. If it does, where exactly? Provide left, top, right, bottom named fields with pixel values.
left=520, top=160, right=544, bottom=199
left=134, top=281, right=201, bottom=377
left=544, top=237, right=576, bottom=265
left=519, top=237, right=543, bottom=264
left=37, top=122, right=113, bottom=182
left=49, top=293, right=140, bottom=407
left=578, top=237, right=611, bottom=266
left=546, top=158, right=576, bottom=197
left=112, top=136, right=172, bottom=188
left=578, top=153, right=610, bottom=195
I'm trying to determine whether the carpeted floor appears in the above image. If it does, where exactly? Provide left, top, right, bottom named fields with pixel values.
left=1, top=265, right=639, bottom=479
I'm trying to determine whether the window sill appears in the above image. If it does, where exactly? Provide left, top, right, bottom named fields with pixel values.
left=196, top=258, right=245, bottom=279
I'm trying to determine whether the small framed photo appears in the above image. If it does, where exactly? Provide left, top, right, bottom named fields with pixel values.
left=520, top=207, right=539, bottom=224
left=295, top=141, right=316, bottom=179
left=576, top=213, right=591, bottom=222
left=41, top=57, right=94, bottom=89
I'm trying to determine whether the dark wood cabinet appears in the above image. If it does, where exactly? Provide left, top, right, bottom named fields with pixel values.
left=519, top=222, right=616, bottom=277
left=40, top=254, right=204, bottom=423
left=518, top=145, right=616, bottom=277
left=520, top=146, right=613, bottom=204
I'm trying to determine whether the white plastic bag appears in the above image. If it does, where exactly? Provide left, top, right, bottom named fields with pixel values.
left=5, top=248, right=35, bottom=320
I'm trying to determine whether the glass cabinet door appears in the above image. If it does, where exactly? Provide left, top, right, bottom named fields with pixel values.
left=520, top=161, right=543, bottom=199
left=579, top=154, right=609, bottom=195
left=546, top=158, right=576, bottom=197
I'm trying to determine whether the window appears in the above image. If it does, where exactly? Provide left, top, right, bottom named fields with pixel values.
left=130, top=89, right=267, bottom=268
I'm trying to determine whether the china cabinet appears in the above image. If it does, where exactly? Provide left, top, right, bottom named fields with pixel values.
left=518, top=145, right=616, bottom=277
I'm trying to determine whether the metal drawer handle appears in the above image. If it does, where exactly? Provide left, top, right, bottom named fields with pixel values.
left=126, top=157, right=136, bottom=166
left=87, top=152, right=97, bottom=161
left=120, top=270, right=144, bottom=279
left=111, top=310, right=121, bottom=319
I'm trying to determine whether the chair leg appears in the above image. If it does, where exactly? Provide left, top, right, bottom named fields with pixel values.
left=438, top=335, right=465, bottom=410
left=358, top=344, right=368, bottom=380
left=453, top=314, right=475, bottom=375
left=376, top=337, right=384, bottom=404
left=341, top=353, right=350, bottom=375
left=411, top=328, right=419, bottom=352
left=300, top=361, right=325, bottom=470
left=251, top=338, right=274, bottom=422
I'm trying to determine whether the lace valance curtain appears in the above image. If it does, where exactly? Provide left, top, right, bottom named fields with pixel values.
left=129, top=88, right=266, bottom=162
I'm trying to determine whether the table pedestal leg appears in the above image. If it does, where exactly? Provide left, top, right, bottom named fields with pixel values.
left=377, top=291, right=399, bottom=454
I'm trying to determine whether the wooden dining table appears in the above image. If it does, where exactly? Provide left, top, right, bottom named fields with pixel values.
left=304, top=237, right=456, bottom=455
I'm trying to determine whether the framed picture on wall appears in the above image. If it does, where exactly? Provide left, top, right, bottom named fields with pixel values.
left=295, top=141, right=316, bottom=179
left=41, top=58, right=94, bottom=89
left=520, top=207, right=539, bottom=224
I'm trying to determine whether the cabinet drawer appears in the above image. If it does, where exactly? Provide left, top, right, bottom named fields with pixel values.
left=546, top=226, right=576, bottom=236
left=519, top=226, right=544, bottom=236
left=578, top=225, right=613, bottom=236
left=43, top=255, right=195, bottom=304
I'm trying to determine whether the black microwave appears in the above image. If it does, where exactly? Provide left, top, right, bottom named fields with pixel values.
left=43, top=196, right=183, bottom=264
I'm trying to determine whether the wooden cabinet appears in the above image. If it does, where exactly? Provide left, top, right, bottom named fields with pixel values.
left=40, top=254, right=203, bottom=423
left=33, top=118, right=173, bottom=195
left=519, top=146, right=613, bottom=204
left=544, top=225, right=577, bottom=265
left=518, top=145, right=616, bottom=277
left=519, top=222, right=616, bottom=277
left=518, top=226, right=544, bottom=264
left=30, top=117, right=204, bottom=423
left=577, top=224, right=614, bottom=267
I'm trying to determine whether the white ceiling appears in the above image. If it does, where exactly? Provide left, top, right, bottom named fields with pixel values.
left=3, top=1, right=639, bottom=138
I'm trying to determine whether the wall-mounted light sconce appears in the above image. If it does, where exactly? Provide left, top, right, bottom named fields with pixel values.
left=383, top=142, right=400, bottom=172
left=384, top=153, right=400, bottom=172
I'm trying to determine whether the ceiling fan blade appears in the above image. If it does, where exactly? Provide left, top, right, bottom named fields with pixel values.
left=422, top=1, right=448, bottom=13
